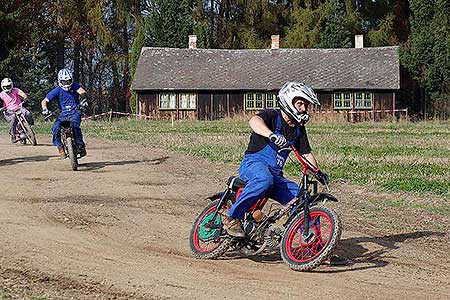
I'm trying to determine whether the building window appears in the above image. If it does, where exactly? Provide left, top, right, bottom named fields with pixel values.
left=245, top=93, right=264, bottom=110
left=355, top=92, right=373, bottom=109
left=334, top=92, right=352, bottom=109
left=265, top=93, right=278, bottom=109
left=179, top=93, right=197, bottom=110
left=159, top=93, right=176, bottom=110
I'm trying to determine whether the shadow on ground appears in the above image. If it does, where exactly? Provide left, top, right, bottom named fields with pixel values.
left=316, top=230, right=447, bottom=273
left=0, top=155, right=57, bottom=166
left=220, top=231, right=447, bottom=272
left=79, top=156, right=169, bottom=171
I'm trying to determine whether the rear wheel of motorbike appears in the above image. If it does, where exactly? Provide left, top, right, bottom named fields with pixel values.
left=66, top=137, right=78, bottom=171
left=189, top=199, right=232, bottom=259
left=280, top=206, right=341, bottom=271
left=22, top=121, right=37, bottom=146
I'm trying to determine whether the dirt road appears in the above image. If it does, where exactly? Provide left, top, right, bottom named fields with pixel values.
left=1, top=134, right=449, bottom=300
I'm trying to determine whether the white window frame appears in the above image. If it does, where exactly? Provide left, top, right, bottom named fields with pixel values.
left=265, top=93, right=278, bottom=109
left=355, top=92, right=373, bottom=109
left=245, top=93, right=264, bottom=110
left=179, top=93, right=197, bottom=110
left=334, top=92, right=352, bottom=109
left=159, top=93, right=176, bottom=110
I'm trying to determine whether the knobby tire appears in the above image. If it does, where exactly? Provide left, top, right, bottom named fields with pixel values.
left=280, top=206, right=341, bottom=271
left=22, top=120, right=37, bottom=146
left=66, top=137, right=78, bottom=171
left=189, top=199, right=231, bottom=259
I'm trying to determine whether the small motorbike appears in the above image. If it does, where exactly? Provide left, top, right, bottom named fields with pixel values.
left=189, top=145, right=342, bottom=271
left=45, top=101, right=87, bottom=171
left=0, top=104, right=37, bottom=145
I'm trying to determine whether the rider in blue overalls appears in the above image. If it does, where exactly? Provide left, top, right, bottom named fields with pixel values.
left=41, top=68, right=89, bottom=158
left=224, top=81, right=326, bottom=237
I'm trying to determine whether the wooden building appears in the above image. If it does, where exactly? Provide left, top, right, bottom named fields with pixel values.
left=133, top=35, right=401, bottom=121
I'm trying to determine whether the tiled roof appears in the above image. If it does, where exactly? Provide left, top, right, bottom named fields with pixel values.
left=133, top=46, right=400, bottom=91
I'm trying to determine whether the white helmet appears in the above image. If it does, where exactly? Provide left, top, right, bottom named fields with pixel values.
left=58, top=68, right=73, bottom=91
left=1, top=78, right=13, bottom=93
left=277, top=81, right=320, bottom=124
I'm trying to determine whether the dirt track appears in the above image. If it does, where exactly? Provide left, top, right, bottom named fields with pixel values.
left=1, top=134, right=449, bottom=300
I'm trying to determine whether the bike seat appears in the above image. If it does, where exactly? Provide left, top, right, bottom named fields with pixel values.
left=227, top=176, right=247, bottom=191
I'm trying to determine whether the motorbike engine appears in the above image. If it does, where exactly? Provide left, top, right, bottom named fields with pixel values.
left=242, top=219, right=257, bottom=236
left=264, top=224, right=283, bottom=248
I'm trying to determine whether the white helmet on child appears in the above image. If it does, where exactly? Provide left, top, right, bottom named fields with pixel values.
left=58, top=68, right=73, bottom=91
left=1, top=78, right=13, bottom=93
left=277, top=81, right=320, bottom=124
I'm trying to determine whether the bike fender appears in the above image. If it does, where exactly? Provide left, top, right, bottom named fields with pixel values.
left=311, top=193, right=338, bottom=204
left=207, top=192, right=224, bottom=201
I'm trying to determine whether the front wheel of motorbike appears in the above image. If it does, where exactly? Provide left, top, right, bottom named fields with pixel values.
left=189, top=199, right=232, bottom=259
left=280, top=206, right=341, bottom=271
left=22, top=121, right=37, bottom=146
left=66, top=137, right=78, bottom=171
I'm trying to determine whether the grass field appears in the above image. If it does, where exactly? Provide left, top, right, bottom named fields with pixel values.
left=2, top=118, right=449, bottom=217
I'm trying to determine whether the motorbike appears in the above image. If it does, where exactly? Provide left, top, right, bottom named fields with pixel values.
left=189, top=144, right=342, bottom=271
left=0, top=103, right=37, bottom=146
left=44, top=101, right=87, bottom=171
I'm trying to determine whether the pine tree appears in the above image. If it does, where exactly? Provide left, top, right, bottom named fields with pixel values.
left=146, top=0, right=194, bottom=48
left=284, top=1, right=327, bottom=48
left=318, top=0, right=352, bottom=48
left=401, top=0, right=450, bottom=117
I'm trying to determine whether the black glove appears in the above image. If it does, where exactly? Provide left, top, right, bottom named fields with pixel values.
left=269, top=133, right=288, bottom=148
left=80, top=99, right=88, bottom=109
left=314, top=170, right=329, bottom=185
left=79, top=93, right=88, bottom=108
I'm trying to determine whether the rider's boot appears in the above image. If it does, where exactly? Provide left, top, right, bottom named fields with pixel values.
left=57, top=146, right=66, bottom=158
left=223, top=216, right=245, bottom=238
left=78, top=146, right=87, bottom=158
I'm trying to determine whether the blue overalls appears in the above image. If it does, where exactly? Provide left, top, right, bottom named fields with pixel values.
left=228, top=111, right=302, bottom=220
left=46, top=85, right=85, bottom=148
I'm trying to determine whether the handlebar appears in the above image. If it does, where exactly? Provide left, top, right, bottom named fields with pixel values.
left=44, top=111, right=58, bottom=121
left=43, top=100, right=88, bottom=121
left=270, top=135, right=330, bottom=190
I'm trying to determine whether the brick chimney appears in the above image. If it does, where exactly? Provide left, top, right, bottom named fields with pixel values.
left=271, top=35, right=280, bottom=50
left=188, top=35, right=197, bottom=49
left=355, top=34, right=364, bottom=48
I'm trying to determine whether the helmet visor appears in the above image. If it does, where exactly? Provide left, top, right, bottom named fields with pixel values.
left=2, top=84, right=12, bottom=91
left=60, top=79, right=72, bottom=86
left=293, top=97, right=309, bottom=111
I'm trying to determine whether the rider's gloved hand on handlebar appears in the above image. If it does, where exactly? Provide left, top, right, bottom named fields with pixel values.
left=314, top=170, right=329, bottom=185
left=42, top=108, right=49, bottom=115
left=79, top=99, right=88, bottom=109
left=269, top=133, right=288, bottom=148
left=79, top=93, right=89, bottom=109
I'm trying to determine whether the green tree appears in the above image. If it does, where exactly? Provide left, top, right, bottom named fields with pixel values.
left=318, top=0, right=352, bottom=48
left=284, top=1, right=327, bottom=48
left=129, top=20, right=146, bottom=114
left=401, top=0, right=450, bottom=117
left=146, top=0, right=194, bottom=48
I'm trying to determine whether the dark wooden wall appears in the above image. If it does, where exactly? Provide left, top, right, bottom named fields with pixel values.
left=137, top=91, right=397, bottom=121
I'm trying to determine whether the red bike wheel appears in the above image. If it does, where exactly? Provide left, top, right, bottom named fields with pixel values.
left=189, top=200, right=231, bottom=259
left=281, top=206, right=341, bottom=271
